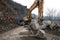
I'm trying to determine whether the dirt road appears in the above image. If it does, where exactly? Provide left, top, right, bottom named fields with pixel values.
left=1, top=26, right=60, bottom=40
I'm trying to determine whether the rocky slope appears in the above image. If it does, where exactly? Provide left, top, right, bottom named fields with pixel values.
left=0, top=0, right=28, bottom=33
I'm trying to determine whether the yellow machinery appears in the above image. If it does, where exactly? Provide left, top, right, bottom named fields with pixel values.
left=26, top=0, right=44, bottom=22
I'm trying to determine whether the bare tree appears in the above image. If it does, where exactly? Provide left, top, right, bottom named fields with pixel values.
left=46, top=9, right=57, bottom=20
left=56, top=11, right=60, bottom=20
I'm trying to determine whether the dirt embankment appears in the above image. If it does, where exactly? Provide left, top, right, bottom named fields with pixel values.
left=0, top=0, right=28, bottom=33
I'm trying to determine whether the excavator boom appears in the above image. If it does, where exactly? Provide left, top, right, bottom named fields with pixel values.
left=27, top=0, right=44, bottom=22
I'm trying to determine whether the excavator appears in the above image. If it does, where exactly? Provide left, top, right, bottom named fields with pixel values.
left=23, top=0, right=60, bottom=39
left=23, top=0, right=44, bottom=24
left=23, top=0, right=60, bottom=32
left=23, top=0, right=45, bottom=37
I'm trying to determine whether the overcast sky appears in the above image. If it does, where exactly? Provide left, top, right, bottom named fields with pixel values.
left=13, top=0, right=60, bottom=16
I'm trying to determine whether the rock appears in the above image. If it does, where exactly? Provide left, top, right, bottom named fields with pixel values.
left=27, top=19, right=47, bottom=39
left=36, top=30, right=46, bottom=38
left=43, top=20, right=51, bottom=26
left=30, top=19, right=40, bottom=30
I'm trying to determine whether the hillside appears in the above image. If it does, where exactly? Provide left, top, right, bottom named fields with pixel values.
left=0, top=0, right=28, bottom=33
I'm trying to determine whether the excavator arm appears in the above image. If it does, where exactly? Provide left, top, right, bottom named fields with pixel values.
left=28, top=0, right=44, bottom=21
left=24, top=0, right=44, bottom=22
left=38, top=0, right=44, bottom=22
left=27, top=0, right=38, bottom=20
